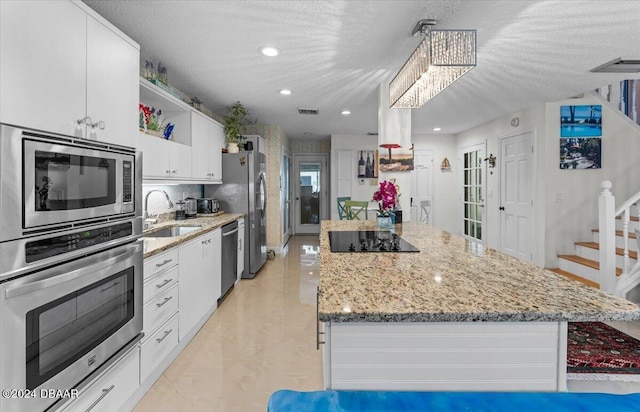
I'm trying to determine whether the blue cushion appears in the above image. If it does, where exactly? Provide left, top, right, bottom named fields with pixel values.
left=268, top=390, right=640, bottom=412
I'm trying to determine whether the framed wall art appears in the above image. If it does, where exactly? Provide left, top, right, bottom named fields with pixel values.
left=559, top=105, right=602, bottom=169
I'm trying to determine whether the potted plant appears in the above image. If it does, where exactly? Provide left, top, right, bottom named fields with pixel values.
left=223, top=101, right=249, bottom=153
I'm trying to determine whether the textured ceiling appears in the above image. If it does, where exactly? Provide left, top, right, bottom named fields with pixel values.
left=83, top=0, right=640, bottom=140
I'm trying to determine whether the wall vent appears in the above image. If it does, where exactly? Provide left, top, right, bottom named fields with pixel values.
left=591, top=58, right=640, bottom=73
left=298, top=108, right=319, bottom=115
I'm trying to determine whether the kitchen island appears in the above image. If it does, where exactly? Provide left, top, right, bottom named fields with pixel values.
left=318, top=220, right=640, bottom=391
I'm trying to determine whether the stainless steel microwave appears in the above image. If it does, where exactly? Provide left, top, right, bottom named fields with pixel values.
left=0, top=124, right=140, bottom=242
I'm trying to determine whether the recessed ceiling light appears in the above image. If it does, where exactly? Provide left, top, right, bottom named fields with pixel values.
left=260, top=46, right=279, bottom=57
left=279, top=89, right=292, bottom=95
left=341, top=110, right=351, bottom=115
left=433, top=127, right=441, bottom=131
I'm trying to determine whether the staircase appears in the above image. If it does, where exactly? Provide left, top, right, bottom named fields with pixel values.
left=550, top=181, right=640, bottom=301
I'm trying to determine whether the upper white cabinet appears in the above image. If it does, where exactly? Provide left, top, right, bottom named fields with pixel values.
left=139, top=78, right=224, bottom=183
left=138, top=132, right=191, bottom=179
left=86, top=15, right=139, bottom=147
left=191, top=111, right=224, bottom=182
left=0, top=1, right=139, bottom=147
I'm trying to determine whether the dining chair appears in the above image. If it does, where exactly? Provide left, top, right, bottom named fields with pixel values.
left=345, top=200, right=369, bottom=220
left=337, top=196, right=351, bottom=220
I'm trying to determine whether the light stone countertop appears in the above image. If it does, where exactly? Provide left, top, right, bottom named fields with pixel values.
left=142, top=213, right=244, bottom=259
left=319, top=220, right=640, bottom=323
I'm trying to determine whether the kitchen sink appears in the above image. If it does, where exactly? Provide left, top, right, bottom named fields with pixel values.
left=145, top=225, right=202, bottom=238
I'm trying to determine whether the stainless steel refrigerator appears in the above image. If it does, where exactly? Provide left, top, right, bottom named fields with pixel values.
left=205, top=136, right=267, bottom=278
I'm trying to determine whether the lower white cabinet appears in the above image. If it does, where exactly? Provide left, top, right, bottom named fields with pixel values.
left=140, top=313, right=179, bottom=383
left=143, top=282, right=179, bottom=337
left=178, top=229, right=221, bottom=341
left=59, top=346, right=139, bottom=412
left=237, top=219, right=245, bottom=282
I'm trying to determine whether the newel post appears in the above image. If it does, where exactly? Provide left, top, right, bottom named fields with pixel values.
left=599, top=181, right=617, bottom=294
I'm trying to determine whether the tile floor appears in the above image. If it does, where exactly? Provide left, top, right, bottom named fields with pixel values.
left=133, top=235, right=323, bottom=411
left=133, top=234, right=640, bottom=411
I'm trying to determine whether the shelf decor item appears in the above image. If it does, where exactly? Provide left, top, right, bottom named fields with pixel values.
left=223, top=101, right=249, bottom=153
left=139, top=104, right=168, bottom=138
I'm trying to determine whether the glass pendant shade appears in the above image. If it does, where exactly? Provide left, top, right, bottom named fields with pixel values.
left=390, top=30, right=477, bottom=108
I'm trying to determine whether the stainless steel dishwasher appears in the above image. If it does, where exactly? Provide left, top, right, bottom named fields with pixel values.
left=220, top=221, right=238, bottom=301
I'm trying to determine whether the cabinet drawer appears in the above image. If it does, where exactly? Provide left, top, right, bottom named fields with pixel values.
left=143, top=283, right=179, bottom=338
left=143, top=249, right=178, bottom=280
left=143, top=265, right=178, bottom=303
left=59, top=346, right=139, bottom=412
left=140, top=313, right=179, bottom=383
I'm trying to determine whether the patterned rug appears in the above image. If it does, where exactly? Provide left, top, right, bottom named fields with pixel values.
left=567, top=322, right=640, bottom=381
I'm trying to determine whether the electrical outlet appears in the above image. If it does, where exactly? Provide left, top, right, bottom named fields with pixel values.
left=359, top=179, right=365, bottom=185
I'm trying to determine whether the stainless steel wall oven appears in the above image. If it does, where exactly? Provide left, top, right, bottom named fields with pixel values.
left=0, top=124, right=143, bottom=412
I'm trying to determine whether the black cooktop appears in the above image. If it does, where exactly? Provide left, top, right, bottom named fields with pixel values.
left=328, top=231, right=420, bottom=253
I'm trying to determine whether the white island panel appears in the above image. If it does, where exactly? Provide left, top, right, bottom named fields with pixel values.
left=326, top=321, right=567, bottom=392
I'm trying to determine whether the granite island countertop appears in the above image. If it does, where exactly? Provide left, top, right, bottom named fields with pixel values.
left=142, top=213, right=244, bottom=258
left=319, top=220, right=640, bottom=323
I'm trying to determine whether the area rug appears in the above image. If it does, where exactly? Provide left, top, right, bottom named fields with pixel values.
left=567, top=322, right=640, bottom=381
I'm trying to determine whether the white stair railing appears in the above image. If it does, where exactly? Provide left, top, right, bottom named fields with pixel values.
left=599, top=180, right=640, bottom=297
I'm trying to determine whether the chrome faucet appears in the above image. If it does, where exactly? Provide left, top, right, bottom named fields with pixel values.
left=143, top=189, right=174, bottom=226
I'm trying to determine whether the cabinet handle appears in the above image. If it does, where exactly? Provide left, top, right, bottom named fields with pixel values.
left=84, top=385, right=115, bottom=412
left=166, top=170, right=171, bottom=174
left=172, top=170, right=177, bottom=174
left=156, top=329, right=173, bottom=344
left=156, top=278, right=173, bottom=289
left=76, top=116, right=91, bottom=126
left=100, top=281, right=121, bottom=293
left=89, top=120, right=106, bottom=130
left=155, top=259, right=173, bottom=268
left=316, top=287, right=325, bottom=350
left=156, top=296, right=173, bottom=308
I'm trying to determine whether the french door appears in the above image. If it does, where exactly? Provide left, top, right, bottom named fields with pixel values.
left=461, top=144, right=485, bottom=242
left=281, top=148, right=292, bottom=245
left=294, top=155, right=328, bottom=234
left=410, top=150, right=434, bottom=224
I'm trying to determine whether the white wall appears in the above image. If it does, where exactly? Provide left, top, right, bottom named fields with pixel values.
left=412, top=134, right=458, bottom=233
left=455, top=105, right=546, bottom=266
left=543, top=92, right=640, bottom=268
left=330, top=134, right=379, bottom=219
left=456, top=90, right=640, bottom=269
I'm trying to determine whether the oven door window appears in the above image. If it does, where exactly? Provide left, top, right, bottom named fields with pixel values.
left=34, top=150, right=116, bottom=211
left=25, top=268, right=134, bottom=390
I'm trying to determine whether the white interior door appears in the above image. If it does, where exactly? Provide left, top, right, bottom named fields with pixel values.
left=410, top=150, right=434, bottom=224
left=294, top=155, right=328, bottom=234
left=500, top=132, right=534, bottom=262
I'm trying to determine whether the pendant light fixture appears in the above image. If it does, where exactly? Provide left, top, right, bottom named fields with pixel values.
left=390, top=19, right=476, bottom=108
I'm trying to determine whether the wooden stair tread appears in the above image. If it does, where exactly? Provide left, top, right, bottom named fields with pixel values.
left=616, top=215, right=640, bottom=222
left=575, top=241, right=638, bottom=259
left=548, top=268, right=600, bottom=288
left=592, top=229, right=637, bottom=239
left=557, top=254, right=623, bottom=276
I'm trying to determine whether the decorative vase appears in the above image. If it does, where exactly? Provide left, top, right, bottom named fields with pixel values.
left=227, top=142, right=239, bottom=153
left=377, top=215, right=393, bottom=230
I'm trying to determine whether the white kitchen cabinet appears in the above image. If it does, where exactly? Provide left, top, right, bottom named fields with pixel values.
left=138, top=132, right=192, bottom=179
left=86, top=15, right=139, bottom=147
left=140, top=313, right=179, bottom=383
left=178, top=229, right=221, bottom=341
left=58, top=346, right=139, bottom=412
left=191, top=111, right=224, bottom=182
left=0, top=1, right=139, bottom=147
left=237, top=219, right=245, bottom=282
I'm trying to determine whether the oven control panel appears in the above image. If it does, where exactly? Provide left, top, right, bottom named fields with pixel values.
left=123, top=160, right=132, bottom=203
left=25, top=222, right=133, bottom=263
